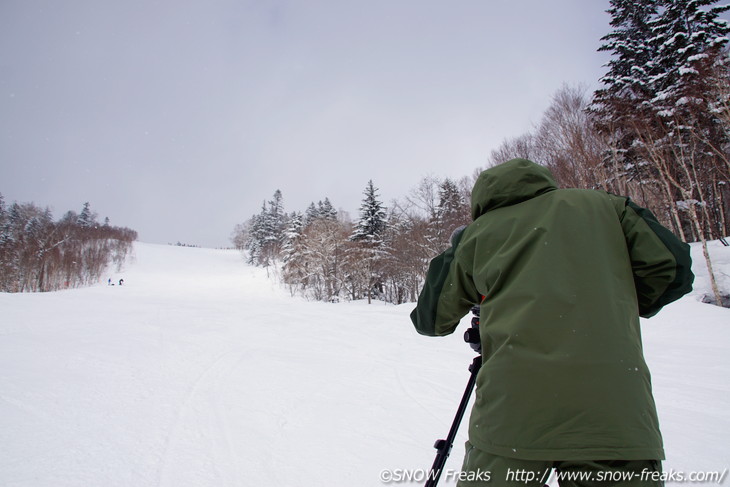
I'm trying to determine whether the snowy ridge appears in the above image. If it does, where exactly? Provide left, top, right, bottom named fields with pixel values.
left=1, top=242, right=728, bottom=486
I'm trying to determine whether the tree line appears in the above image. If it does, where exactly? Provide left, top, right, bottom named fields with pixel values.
left=0, top=195, right=137, bottom=292
left=232, top=179, right=472, bottom=304
left=235, top=0, right=729, bottom=307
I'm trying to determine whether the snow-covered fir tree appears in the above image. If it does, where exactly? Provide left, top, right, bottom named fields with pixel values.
left=436, top=178, right=467, bottom=231
left=592, top=0, right=730, bottom=133
left=280, top=211, right=306, bottom=297
left=644, top=0, right=730, bottom=237
left=349, top=180, right=388, bottom=303
left=647, top=0, right=730, bottom=118
left=244, top=210, right=265, bottom=265
left=303, top=198, right=338, bottom=226
left=422, top=178, right=471, bottom=254
left=0, top=193, right=7, bottom=245
left=267, top=190, right=285, bottom=232
left=317, top=198, right=338, bottom=221
left=0, top=194, right=14, bottom=290
left=304, top=203, right=319, bottom=226
left=281, top=211, right=304, bottom=264
left=243, top=191, right=288, bottom=267
left=77, top=202, right=95, bottom=228
left=591, top=0, right=730, bottom=221
left=591, top=0, right=658, bottom=127
left=350, top=180, right=387, bottom=243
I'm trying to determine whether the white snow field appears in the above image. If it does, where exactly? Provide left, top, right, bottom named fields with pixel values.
left=1, top=241, right=728, bottom=487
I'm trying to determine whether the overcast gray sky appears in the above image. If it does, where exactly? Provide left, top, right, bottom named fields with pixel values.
left=1, top=0, right=615, bottom=248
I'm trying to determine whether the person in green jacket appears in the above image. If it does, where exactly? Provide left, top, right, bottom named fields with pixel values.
left=411, top=159, right=693, bottom=486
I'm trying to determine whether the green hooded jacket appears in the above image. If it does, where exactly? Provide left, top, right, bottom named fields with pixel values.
left=411, top=159, right=693, bottom=461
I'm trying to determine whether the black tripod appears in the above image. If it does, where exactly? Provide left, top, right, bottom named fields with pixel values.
left=425, top=306, right=482, bottom=487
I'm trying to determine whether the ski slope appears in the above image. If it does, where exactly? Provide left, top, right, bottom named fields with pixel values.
left=1, top=241, right=728, bottom=486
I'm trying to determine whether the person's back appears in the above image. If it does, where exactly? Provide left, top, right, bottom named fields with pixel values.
left=411, top=158, right=694, bottom=485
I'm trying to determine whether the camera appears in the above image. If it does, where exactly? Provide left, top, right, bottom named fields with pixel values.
left=463, top=305, right=481, bottom=354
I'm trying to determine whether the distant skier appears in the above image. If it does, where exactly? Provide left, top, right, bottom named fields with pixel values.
left=411, top=159, right=694, bottom=486
left=118, top=279, right=124, bottom=286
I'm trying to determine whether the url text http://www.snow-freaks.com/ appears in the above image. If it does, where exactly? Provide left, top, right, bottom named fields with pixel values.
left=379, top=467, right=729, bottom=484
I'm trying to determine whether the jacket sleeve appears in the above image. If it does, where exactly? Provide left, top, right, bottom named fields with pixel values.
left=612, top=195, right=694, bottom=318
left=410, top=228, right=480, bottom=336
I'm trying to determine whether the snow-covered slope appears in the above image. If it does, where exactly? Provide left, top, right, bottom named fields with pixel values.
left=1, top=242, right=728, bottom=486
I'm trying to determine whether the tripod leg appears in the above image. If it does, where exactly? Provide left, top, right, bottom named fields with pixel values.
left=424, top=356, right=482, bottom=487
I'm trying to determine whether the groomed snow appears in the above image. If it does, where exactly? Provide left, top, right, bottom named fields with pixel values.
left=1, top=241, right=728, bottom=486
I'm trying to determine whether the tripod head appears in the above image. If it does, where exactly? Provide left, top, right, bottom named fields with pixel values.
left=463, top=305, right=481, bottom=354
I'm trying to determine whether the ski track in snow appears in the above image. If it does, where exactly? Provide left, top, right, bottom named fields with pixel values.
left=156, top=349, right=243, bottom=487
left=0, top=241, right=728, bottom=487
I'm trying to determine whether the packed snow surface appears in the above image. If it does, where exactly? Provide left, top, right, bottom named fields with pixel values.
left=1, top=241, right=728, bottom=486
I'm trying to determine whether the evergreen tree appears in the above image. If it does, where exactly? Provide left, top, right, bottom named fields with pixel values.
left=281, top=211, right=304, bottom=264
left=0, top=194, right=13, bottom=290
left=648, top=0, right=730, bottom=117
left=7, top=203, right=24, bottom=242
left=592, top=0, right=658, bottom=118
left=303, top=198, right=338, bottom=227
left=243, top=190, right=288, bottom=267
left=422, top=178, right=471, bottom=254
left=304, top=202, right=319, bottom=226
left=591, top=0, right=730, bottom=224
left=350, top=180, right=388, bottom=303
left=436, top=178, right=467, bottom=232
left=59, top=210, right=78, bottom=226
left=267, top=190, right=286, bottom=235
left=589, top=0, right=660, bottom=181
left=244, top=205, right=268, bottom=266
left=0, top=193, right=5, bottom=226
left=593, top=0, right=730, bottom=136
left=644, top=0, right=730, bottom=238
left=77, top=202, right=95, bottom=228
left=318, top=198, right=338, bottom=221
left=351, top=180, right=387, bottom=243
left=0, top=194, right=8, bottom=248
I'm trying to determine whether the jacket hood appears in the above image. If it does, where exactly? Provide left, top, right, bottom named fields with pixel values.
left=471, top=158, right=557, bottom=220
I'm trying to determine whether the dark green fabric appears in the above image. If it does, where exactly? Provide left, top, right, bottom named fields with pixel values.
left=458, top=441, right=663, bottom=487
left=411, top=158, right=694, bottom=462
left=410, top=228, right=469, bottom=336
left=624, top=200, right=694, bottom=317
left=470, top=158, right=557, bottom=219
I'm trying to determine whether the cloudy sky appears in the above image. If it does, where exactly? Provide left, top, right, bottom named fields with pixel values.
left=1, top=0, right=615, bottom=248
